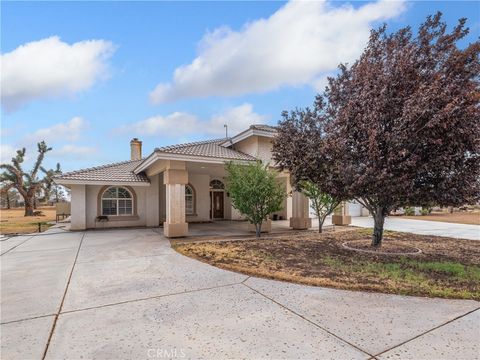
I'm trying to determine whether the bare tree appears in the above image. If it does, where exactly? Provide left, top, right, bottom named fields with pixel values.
left=42, top=163, right=63, bottom=203
left=0, top=142, right=52, bottom=216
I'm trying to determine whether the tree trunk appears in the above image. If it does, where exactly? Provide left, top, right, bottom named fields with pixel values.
left=6, top=193, right=10, bottom=209
left=24, top=196, right=34, bottom=216
left=255, top=222, right=262, bottom=238
left=317, top=211, right=323, bottom=233
left=371, top=210, right=386, bottom=247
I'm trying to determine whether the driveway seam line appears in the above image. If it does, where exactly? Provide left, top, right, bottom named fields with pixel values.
left=3, top=246, right=80, bottom=255
left=241, top=276, right=251, bottom=284
left=0, top=313, right=56, bottom=325
left=75, top=252, right=177, bottom=264
left=41, top=231, right=86, bottom=360
left=59, top=281, right=245, bottom=315
left=0, top=235, right=35, bottom=256
left=242, top=282, right=374, bottom=358
left=373, top=306, right=480, bottom=358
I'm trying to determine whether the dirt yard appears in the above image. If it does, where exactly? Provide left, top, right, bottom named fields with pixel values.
left=0, top=207, right=56, bottom=235
left=174, top=228, right=480, bottom=300
left=402, top=211, right=480, bottom=225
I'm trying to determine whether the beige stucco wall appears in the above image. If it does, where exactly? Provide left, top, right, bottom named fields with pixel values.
left=70, top=175, right=161, bottom=230
left=159, top=173, right=166, bottom=222
left=160, top=172, right=231, bottom=223
left=257, top=136, right=274, bottom=164
left=70, top=184, right=86, bottom=230
left=146, top=175, right=160, bottom=226
left=186, top=174, right=210, bottom=222
left=85, top=185, right=147, bottom=229
left=230, top=206, right=245, bottom=220
left=234, top=135, right=257, bottom=158
left=233, top=135, right=274, bottom=164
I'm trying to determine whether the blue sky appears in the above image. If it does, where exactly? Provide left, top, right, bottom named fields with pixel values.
left=1, top=0, right=479, bottom=172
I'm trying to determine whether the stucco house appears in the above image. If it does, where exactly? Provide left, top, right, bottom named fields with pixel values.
left=54, top=124, right=314, bottom=237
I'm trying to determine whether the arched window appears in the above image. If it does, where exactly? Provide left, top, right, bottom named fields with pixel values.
left=185, top=184, right=195, bottom=215
left=101, top=187, right=133, bottom=216
left=209, top=179, right=224, bottom=190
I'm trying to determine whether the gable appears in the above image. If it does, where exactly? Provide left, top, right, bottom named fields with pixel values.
left=231, top=135, right=274, bottom=164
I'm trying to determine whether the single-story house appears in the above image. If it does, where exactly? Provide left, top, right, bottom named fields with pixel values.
left=54, top=124, right=317, bottom=237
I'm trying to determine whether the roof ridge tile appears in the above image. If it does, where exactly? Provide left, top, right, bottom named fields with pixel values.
left=155, top=138, right=227, bottom=151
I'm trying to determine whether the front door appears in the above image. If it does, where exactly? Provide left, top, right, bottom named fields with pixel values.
left=212, top=192, right=224, bottom=219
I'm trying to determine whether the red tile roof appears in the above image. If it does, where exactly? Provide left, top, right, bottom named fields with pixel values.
left=55, top=159, right=149, bottom=184
left=155, top=139, right=257, bottom=161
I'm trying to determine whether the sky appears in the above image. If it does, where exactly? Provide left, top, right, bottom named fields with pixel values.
left=1, top=0, right=479, bottom=172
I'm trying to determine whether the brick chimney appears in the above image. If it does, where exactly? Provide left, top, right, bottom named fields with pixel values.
left=130, top=138, right=142, bottom=160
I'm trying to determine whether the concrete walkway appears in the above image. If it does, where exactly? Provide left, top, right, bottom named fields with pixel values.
left=1, top=228, right=479, bottom=359
left=351, top=216, right=480, bottom=240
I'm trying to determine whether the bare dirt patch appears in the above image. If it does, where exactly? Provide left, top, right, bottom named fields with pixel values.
left=174, top=228, right=480, bottom=300
left=342, top=239, right=421, bottom=255
left=401, top=211, right=480, bottom=225
left=0, top=207, right=56, bottom=235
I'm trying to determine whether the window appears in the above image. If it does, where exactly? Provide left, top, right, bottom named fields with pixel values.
left=185, top=184, right=195, bottom=215
left=209, top=179, right=224, bottom=190
left=101, top=187, right=133, bottom=216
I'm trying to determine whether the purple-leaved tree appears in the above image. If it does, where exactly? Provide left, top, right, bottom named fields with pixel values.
left=273, top=13, right=480, bottom=246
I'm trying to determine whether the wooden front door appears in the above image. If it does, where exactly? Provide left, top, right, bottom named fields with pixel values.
left=212, top=192, right=224, bottom=219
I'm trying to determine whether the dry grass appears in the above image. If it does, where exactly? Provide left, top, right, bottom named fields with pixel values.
left=402, top=211, right=480, bottom=225
left=174, top=229, right=480, bottom=300
left=0, top=207, right=56, bottom=235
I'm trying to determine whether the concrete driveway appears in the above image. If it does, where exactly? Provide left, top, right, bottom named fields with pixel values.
left=351, top=216, right=480, bottom=240
left=1, top=228, right=479, bottom=360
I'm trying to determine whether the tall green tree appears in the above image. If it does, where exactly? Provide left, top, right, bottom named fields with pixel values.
left=300, top=181, right=339, bottom=233
left=274, top=13, right=480, bottom=247
left=0, top=142, right=52, bottom=216
left=225, top=161, right=285, bottom=238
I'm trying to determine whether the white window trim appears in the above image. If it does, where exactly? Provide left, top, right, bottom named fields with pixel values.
left=209, top=179, right=225, bottom=190
left=101, top=186, right=134, bottom=216
left=185, top=184, right=195, bottom=215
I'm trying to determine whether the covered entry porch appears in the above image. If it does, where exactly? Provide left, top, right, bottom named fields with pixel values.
left=187, top=219, right=295, bottom=237
left=141, top=159, right=312, bottom=238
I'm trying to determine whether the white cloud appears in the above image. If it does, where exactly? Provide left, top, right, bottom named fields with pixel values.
left=120, top=103, right=267, bottom=138
left=208, top=103, right=266, bottom=136
left=51, top=144, right=98, bottom=159
left=123, top=112, right=199, bottom=137
left=150, top=0, right=406, bottom=104
left=1, top=36, right=115, bottom=111
left=0, top=144, right=18, bottom=163
left=25, top=117, right=88, bottom=144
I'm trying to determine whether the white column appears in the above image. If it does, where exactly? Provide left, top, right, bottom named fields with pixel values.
left=290, top=191, right=312, bottom=230
left=70, top=184, right=87, bottom=230
left=163, top=168, right=188, bottom=237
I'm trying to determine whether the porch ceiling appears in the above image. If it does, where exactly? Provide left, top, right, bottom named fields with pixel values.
left=186, top=162, right=226, bottom=177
